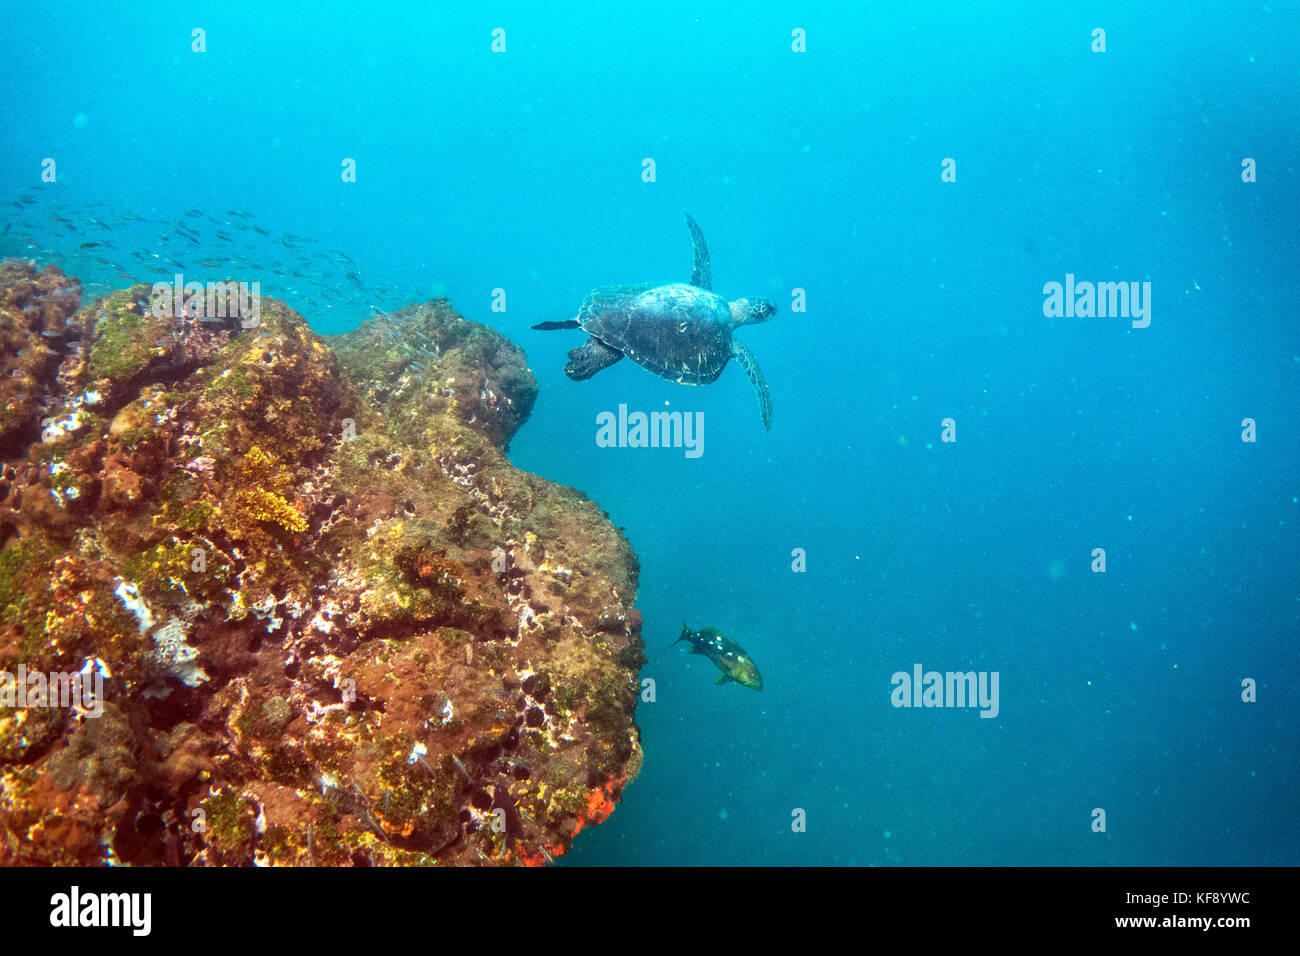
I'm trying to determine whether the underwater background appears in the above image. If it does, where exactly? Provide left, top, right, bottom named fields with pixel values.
left=1, top=0, right=1296, bottom=865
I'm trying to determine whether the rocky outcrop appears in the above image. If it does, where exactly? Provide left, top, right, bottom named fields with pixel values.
left=0, top=261, right=643, bottom=865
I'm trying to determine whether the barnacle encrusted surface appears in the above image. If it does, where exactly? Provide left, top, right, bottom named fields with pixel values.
left=0, top=261, right=643, bottom=866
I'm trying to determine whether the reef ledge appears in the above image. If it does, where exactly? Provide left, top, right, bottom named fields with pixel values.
left=0, top=261, right=643, bottom=866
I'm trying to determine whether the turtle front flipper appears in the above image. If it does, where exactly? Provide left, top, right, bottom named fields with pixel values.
left=730, top=339, right=772, bottom=430
left=564, top=336, right=624, bottom=380
left=685, top=213, right=711, bottom=290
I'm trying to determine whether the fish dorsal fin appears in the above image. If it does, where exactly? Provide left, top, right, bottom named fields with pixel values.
left=685, top=213, right=711, bottom=290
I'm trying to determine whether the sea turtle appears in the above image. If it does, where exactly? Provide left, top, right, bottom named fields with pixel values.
left=532, top=213, right=777, bottom=429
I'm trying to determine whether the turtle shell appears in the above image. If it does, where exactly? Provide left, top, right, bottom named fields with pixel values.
left=577, top=282, right=732, bottom=384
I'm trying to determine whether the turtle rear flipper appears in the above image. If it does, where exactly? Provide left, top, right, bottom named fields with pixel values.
left=564, top=336, right=623, bottom=380
left=685, top=213, right=711, bottom=290
left=730, top=339, right=772, bottom=430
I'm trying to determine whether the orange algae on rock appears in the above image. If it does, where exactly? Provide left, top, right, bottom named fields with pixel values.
left=571, top=774, right=623, bottom=838
left=584, top=777, right=619, bottom=825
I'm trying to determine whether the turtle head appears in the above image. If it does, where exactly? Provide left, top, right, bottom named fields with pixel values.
left=728, top=297, right=777, bottom=328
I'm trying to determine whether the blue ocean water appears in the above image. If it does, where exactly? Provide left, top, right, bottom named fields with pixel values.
left=1, top=0, right=1296, bottom=866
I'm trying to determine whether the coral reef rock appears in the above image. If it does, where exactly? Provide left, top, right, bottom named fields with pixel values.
left=0, top=260, right=644, bottom=866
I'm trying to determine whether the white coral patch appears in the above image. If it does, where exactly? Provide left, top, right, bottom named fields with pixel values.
left=41, top=409, right=87, bottom=443
left=82, top=657, right=112, bottom=679
left=249, top=594, right=283, bottom=633
left=305, top=701, right=338, bottom=722
left=113, top=579, right=155, bottom=634
left=147, top=618, right=209, bottom=688
left=309, top=600, right=340, bottom=635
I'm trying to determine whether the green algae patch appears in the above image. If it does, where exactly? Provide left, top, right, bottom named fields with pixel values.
left=236, top=486, right=308, bottom=533
left=204, top=790, right=256, bottom=857
left=87, top=291, right=173, bottom=381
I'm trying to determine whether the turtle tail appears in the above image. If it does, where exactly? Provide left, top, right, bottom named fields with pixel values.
left=531, top=320, right=580, bottom=330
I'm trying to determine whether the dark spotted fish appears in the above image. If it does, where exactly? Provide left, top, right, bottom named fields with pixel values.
left=673, top=623, right=764, bottom=690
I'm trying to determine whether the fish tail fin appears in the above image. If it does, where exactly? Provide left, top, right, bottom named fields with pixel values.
left=672, top=622, right=690, bottom=646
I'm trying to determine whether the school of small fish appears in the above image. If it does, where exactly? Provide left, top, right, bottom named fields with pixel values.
left=1, top=190, right=438, bottom=321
